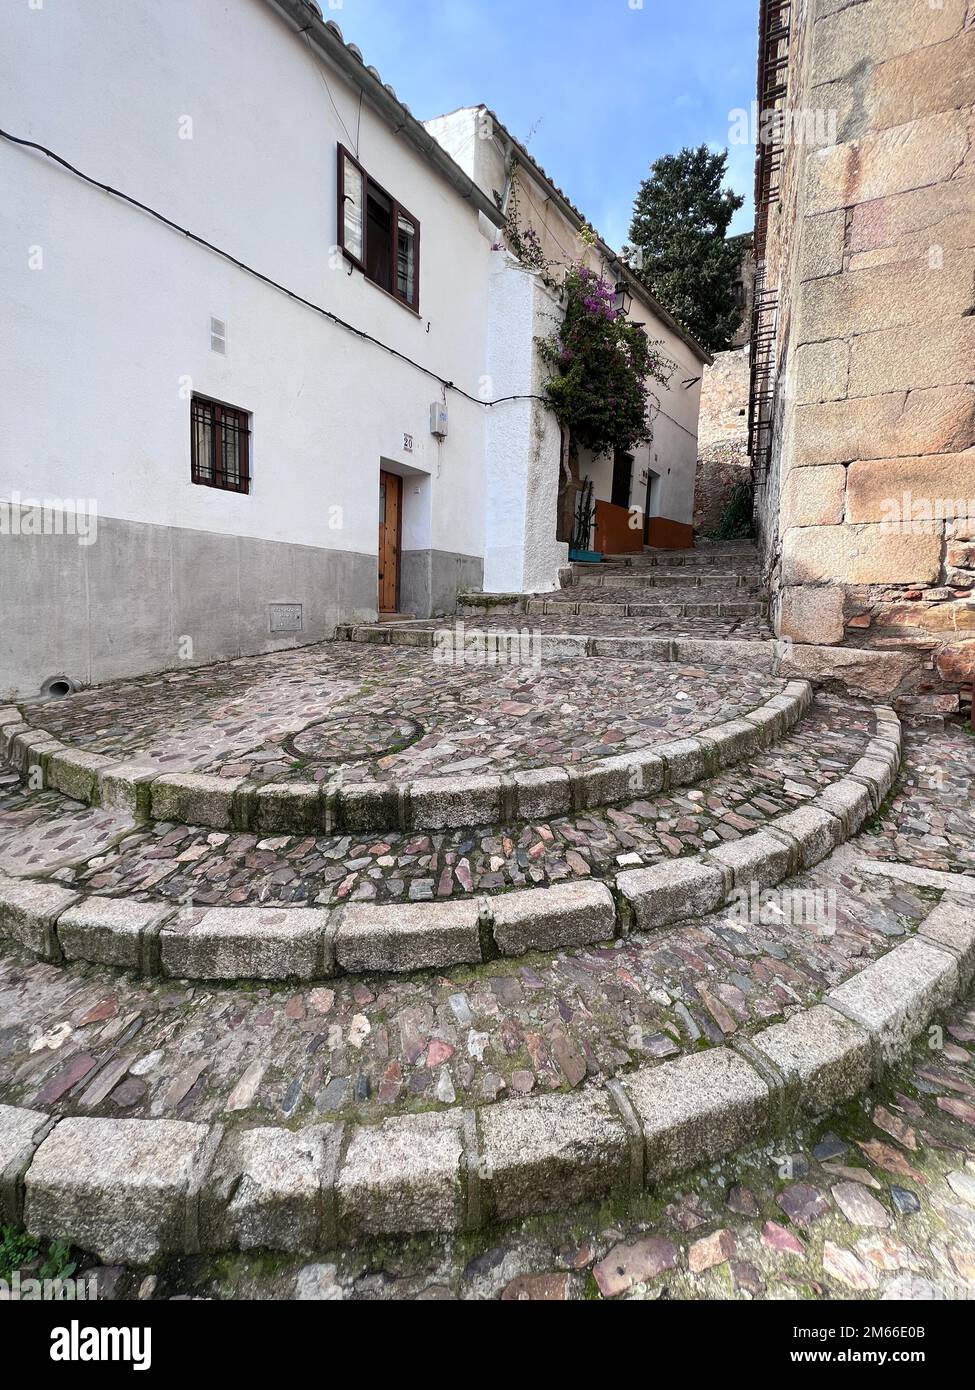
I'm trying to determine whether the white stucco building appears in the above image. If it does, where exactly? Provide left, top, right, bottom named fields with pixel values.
left=0, top=0, right=708, bottom=700
left=427, top=106, right=712, bottom=566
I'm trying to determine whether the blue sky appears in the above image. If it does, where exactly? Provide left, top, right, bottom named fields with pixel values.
left=334, top=0, right=759, bottom=249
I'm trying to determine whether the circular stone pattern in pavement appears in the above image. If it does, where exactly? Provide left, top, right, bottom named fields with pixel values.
left=283, top=711, right=423, bottom=766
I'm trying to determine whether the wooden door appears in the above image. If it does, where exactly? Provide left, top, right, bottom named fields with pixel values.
left=378, top=470, right=402, bottom=612
left=611, top=449, right=633, bottom=509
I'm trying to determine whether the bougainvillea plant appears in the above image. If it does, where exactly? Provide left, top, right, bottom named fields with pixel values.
left=538, top=263, right=674, bottom=457
left=493, top=177, right=562, bottom=290
left=537, top=262, right=675, bottom=543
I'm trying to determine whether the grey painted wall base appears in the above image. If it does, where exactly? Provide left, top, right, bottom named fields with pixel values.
left=400, top=548, right=483, bottom=619
left=0, top=514, right=378, bottom=700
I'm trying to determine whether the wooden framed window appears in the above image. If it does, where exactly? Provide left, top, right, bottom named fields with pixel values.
left=190, top=395, right=251, bottom=494
left=338, top=144, right=420, bottom=312
left=339, top=146, right=366, bottom=266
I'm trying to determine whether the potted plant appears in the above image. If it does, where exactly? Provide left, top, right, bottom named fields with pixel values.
left=568, top=477, right=601, bottom=562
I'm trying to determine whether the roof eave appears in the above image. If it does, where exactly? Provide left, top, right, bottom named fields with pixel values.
left=486, top=112, right=712, bottom=365
left=262, top=0, right=506, bottom=229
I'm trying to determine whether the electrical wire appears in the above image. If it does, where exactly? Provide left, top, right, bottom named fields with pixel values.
left=299, top=28, right=359, bottom=156
left=0, top=126, right=550, bottom=412
left=516, top=178, right=576, bottom=264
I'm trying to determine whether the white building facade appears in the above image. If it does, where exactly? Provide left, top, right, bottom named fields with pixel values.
left=427, top=106, right=711, bottom=566
left=0, top=0, right=706, bottom=700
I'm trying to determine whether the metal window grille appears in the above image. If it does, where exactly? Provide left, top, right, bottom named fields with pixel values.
left=191, top=396, right=250, bottom=494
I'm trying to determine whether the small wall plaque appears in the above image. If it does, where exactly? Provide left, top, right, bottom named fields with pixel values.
left=269, top=603, right=303, bottom=634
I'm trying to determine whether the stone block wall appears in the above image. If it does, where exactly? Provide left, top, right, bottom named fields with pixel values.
left=694, top=348, right=752, bottom=535
left=756, top=0, right=975, bottom=712
left=730, top=236, right=757, bottom=349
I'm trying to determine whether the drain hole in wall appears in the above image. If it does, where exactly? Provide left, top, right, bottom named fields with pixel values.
left=40, top=676, right=77, bottom=699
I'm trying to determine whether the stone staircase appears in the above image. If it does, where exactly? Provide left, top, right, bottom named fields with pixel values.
left=0, top=539, right=972, bottom=1282
left=340, top=540, right=774, bottom=650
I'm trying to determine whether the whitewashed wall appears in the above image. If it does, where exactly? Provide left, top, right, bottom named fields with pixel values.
left=0, top=0, right=495, bottom=694
left=483, top=256, right=566, bottom=593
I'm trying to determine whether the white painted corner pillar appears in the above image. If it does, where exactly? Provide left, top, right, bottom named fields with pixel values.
left=483, top=254, right=566, bottom=594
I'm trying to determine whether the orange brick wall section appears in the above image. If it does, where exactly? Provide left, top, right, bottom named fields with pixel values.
left=594, top=502, right=694, bottom=554
left=594, top=501, right=644, bottom=554
left=647, top=517, right=694, bottom=551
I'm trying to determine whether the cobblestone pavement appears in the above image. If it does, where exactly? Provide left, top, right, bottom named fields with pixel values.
left=0, top=711, right=962, bottom=1133
left=18, top=644, right=782, bottom=785
left=858, top=725, right=975, bottom=876
left=39, top=696, right=870, bottom=906
left=0, top=765, right=131, bottom=876
left=142, top=993, right=969, bottom=1301
left=0, top=858, right=925, bottom=1127
left=13, top=539, right=973, bottom=1301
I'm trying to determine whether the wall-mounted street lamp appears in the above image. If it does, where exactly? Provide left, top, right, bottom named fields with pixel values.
left=613, top=281, right=633, bottom=317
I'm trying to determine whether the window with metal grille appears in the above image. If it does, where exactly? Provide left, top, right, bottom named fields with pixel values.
left=190, top=395, right=251, bottom=493
left=338, top=145, right=420, bottom=312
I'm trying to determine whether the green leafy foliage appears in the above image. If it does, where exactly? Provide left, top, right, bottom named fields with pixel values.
left=709, top=478, right=755, bottom=540
left=538, top=264, right=674, bottom=457
left=627, top=146, right=746, bottom=353
left=0, top=1225, right=38, bottom=1280
left=40, top=1241, right=77, bottom=1282
left=0, top=1226, right=77, bottom=1282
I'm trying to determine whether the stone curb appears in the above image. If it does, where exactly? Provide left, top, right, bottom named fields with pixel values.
left=573, top=572, right=759, bottom=590
left=337, top=623, right=781, bottom=673
left=0, top=704, right=899, bottom=983
left=3, top=684, right=811, bottom=837
left=455, top=597, right=770, bottom=620
left=524, top=598, right=768, bottom=620
left=452, top=598, right=767, bottom=622
left=4, top=895, right=971, bottom=1264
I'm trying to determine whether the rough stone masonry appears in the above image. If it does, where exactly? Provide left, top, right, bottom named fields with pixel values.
left=754, top=0, right=975, bottom=714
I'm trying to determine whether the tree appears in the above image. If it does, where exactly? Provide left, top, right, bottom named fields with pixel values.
left=626, top=146, right=745, bottom=354
left=538, top=263, right=674, bottom=543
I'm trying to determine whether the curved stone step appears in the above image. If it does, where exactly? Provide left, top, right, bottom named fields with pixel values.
left=0, top=700, right=899, bottom=981
left=0, top=893, right=970, bottom=1264
left=0, top=714, right=960, bottom=1141
left=49, top=694, right=865, bottom=906
left=0, top=676, right=808, bottom=837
